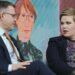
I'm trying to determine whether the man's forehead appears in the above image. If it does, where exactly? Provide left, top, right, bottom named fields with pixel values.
left=5, top=5, right=15, bottom=13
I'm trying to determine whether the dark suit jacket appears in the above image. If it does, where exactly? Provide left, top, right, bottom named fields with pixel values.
left=46, top=36, right=74, bottom=75
left=0, top=36, right=24, bottom=75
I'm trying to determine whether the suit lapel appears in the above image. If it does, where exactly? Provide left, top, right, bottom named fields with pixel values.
left=0, top=37, right=11, bottom=63
left=60, top=36, right=67, bottom=61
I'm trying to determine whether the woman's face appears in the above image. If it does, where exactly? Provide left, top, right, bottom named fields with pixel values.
left=16, top=5, right=35, bottom=42
left=60, top=16, right=75, bottom=40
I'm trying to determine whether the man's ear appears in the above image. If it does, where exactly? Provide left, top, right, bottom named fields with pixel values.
left=0, top=12, right=3, bottom=18
left=0, top=13, right=1, bottom=19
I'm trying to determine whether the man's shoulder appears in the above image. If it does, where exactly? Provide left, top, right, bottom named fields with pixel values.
left=10, top=35, right=17, bottom=41
left=0, top=36, right=4, bottom=46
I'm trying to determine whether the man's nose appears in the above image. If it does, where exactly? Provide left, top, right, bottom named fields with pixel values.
left=14, top=17, right=16, bottom=21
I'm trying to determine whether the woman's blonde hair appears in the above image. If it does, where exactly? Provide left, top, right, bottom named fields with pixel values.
left=60, top=8, right=75, bottom=22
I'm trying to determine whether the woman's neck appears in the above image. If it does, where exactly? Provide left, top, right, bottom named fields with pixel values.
left=68, top=36, right=75, bottom=42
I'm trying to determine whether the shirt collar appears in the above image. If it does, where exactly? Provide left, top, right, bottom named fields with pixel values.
left=0, top=27, right=6, bottom=36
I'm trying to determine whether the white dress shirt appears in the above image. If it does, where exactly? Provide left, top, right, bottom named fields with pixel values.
left=0, top=28, right=20, bottom=72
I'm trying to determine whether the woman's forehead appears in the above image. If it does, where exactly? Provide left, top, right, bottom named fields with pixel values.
left=20, top=5, right=33, bottom=15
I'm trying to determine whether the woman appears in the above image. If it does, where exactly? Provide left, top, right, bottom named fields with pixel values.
left=15, top=0, right=43, bottom=61
left=46, top=8, right=75, bottom=75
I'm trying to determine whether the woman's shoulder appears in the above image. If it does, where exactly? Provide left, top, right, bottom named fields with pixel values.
left=48, top=36, right=67, bottom=45
left=50, top=36, right=64, bottom=41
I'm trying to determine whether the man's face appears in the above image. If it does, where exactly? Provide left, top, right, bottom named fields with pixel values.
left=60, top=16, right=75, bottom=39
left=1, top=5, right=16, bottom=31
left=16, top=5, right=35, bottom=42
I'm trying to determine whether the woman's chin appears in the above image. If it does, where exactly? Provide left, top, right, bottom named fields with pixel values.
left=63, top=34, right=70, bottom=38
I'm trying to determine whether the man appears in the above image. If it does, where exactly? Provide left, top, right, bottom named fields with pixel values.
left=16, top=0, right=43, bottom=61
left=0, top=1, right=56, bottom=75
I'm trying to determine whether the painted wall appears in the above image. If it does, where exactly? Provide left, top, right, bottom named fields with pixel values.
left=6, top=0, right=60, bottom=62
left=60, top=0, right=75, bottom=12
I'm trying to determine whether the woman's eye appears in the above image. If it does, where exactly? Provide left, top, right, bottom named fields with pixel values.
left=60, top=22, right=64, bottom=25
left=30, top=15, right=34, bottom=18
left=66, top=22, right=71, bottom=24
left=22, top=14, right=26, bottom=17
